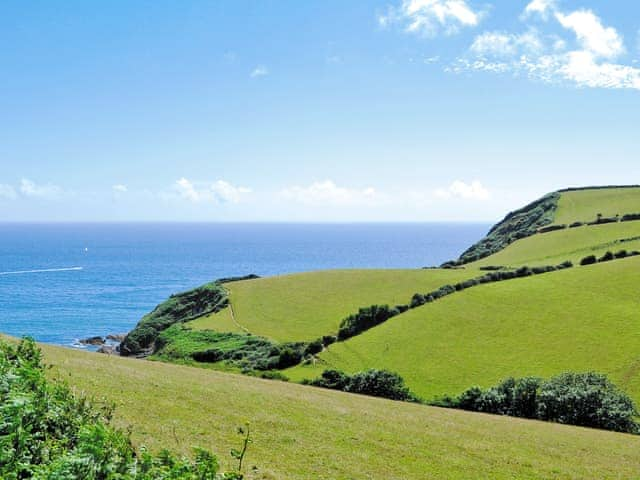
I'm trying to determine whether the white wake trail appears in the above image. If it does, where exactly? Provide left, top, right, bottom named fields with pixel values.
left=0, top=266, right=83, bottom=276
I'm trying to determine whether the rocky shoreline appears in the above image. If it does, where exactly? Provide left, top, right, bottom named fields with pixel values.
left=78, top=333, right=126, bottom=354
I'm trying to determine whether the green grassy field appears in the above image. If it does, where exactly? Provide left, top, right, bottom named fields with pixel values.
left=553, top=187, right=640, bottom=224
left=38, top=343, right=640, bottom=479
left=472, top=220, right=640, bottom=268
left=189, top=269, right=478, bottom=342
left=288, top=256, right=640, bottom=403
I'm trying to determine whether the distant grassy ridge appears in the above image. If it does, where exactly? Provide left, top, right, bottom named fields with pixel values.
left=287, top=256, right=640, bottom=403
left=37, top=342, right=640, bottom=479
left=450, top=186, right=640, bottom=266
left=471, top=220, right=640, bottom=268
left=553, top=186, right=640, bottom=225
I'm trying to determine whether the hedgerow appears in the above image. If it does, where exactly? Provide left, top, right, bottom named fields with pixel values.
left=304, top=369, right=417, bottom=402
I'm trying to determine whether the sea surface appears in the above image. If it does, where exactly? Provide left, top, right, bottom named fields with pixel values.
left=0, top=222, right=489, bottom=347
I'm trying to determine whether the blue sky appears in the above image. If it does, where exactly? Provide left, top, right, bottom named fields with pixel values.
left=0, top=0, right=638, bottom=222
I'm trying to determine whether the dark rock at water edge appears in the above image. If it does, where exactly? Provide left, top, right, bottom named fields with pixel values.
left=79, top=336, right=105, bottom=346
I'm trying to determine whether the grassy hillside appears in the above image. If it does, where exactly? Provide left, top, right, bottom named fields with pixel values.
left=39, top=343, right=640, bottom=479
left=472, top=221, right=640, bottom=267
left=288, top=256, right=640, bottom=403
left=553, top=187, right=640, bottom=224
left=189, top=269, right=477, bottom=342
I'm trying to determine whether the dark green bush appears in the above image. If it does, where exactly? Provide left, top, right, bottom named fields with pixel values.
left=307, top=369, right=416, bottom=402
left=537, top=372, right=638, bottom=433
left=598, top=251, right=615, bottom=262
left=337, top=305, right=399, bottom=340
left=447, top=372, right=638, bottom=433
left=580, top=255, right=597, bottom=266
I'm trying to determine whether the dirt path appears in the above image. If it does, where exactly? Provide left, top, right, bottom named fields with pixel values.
left=226, top=293, right=251, bottom=334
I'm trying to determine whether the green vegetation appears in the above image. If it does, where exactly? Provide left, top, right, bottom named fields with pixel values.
left=288, top=256, right=640, bottom=403
left=153, top=324, right=306, bottom=372
left=471, top=220, right=640, bottom=268
left=439, top=372, right=639, bottom=434
left=191, top=269, right=477, bottom=342
left=452, top=192, right=559, bottom=265
left=553, top=186, right=640, bottom=225
left=0, top=338, right=244, bottom=479
left=121, top=282, right=229, bottom=357
left=304, top=369, right=417, bottom=402
left=36, top=341, right=640, bottom=479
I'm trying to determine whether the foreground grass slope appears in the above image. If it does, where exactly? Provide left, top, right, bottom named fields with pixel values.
left=40, top=343, right=640, bottom=479
left=288, top=256, right=640, bottom=402
left=190, top=269, right=477, bottom=342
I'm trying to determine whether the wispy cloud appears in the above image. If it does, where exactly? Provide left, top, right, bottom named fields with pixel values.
left=20, top=179, right=63, bottom=198
left=450, top=1, right=640, bottom=91
left=279, top=180, right=385, bottom=207
left=434, top=180, right=490, bottom=200
left=250, top=65, right=269, bottom=78
left=173, top=178, right=251, bottom=204
left=379, top=0, right=483, bottom=37
left=0, top=184, right=17, bottom=200
left=112, top=184, right=128, bottom=193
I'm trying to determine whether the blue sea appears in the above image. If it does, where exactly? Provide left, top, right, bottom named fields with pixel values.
left=0, top=223, right=489, bottom=347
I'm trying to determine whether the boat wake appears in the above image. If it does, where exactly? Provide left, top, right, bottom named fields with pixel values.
left=0, top=266, right=83, bottom=276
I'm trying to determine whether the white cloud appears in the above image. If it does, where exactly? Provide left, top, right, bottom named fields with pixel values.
left=0, top=184, right=17, bottom=200
left=380, top=0, right=482, bottom=37
left=19, top=179, right=62, bottom=198
left=555, top=9, right=624, bottom=59
left=211, top=180, right=251, bottom=204
left=174, top=178, right=250, bottom=204
left=112, top=184, right=128, bottom=193
left=434, top=180, right=490, bottom=200
left=471, top=30, right=542, bottom=57
left=523, top=0, right=557, bottom=19
left=560, top=50, right=640, bottom=89
left=279, top=180, right=383, bottom=207
left=452, top=4, right=640, bottom=91
left=250, top=65, right=269, bottom=78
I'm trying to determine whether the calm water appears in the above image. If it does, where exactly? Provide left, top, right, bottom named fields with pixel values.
left=0, top=223, right=489, bottom=347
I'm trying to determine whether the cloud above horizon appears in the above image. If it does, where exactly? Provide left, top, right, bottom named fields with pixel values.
left=379, top=0, right=483, bottom=37
left=250, top=65, right=269, bottom=78
left=173, top=178, right=251, bottom=204
left=19, top=179, right=63, bottom=198
left=450, top=1, right=640, bottom=90
left=382, top=0, right=640, bottom=91
left=279, top=180, right=384, bottom=207
left=434, top=180, right=490, bottom=200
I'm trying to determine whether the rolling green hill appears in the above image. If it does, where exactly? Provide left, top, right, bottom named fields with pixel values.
left=189, top=269, right=478, bottom=342
left=287, top=256, right=640, bottom=402
left=38, top=342, right=640, bottom=479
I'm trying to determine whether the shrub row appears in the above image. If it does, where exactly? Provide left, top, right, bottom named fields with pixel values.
left=411, top=261, right=573, bottom=309
left=304, top=369, right=417, bottom=402
left=337, top=305, right=408, bottom=341
left=580, top=249, right=640, bottom=266
left=621, top=213, right=640, bottom=222
left=436, top=372, right=639, bottom=434
left=538, top=224, right=566, bottom=233
left=0, top=338, right=245, bottom=479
